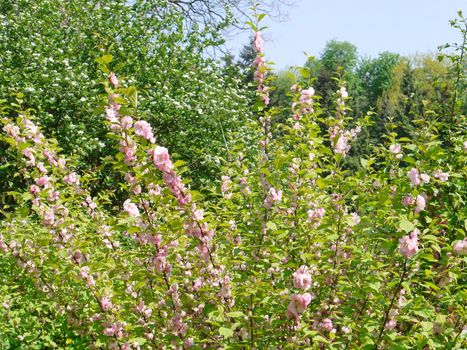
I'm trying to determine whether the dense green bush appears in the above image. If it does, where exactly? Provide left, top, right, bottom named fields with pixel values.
left=0, top=0, right=253, bottom=191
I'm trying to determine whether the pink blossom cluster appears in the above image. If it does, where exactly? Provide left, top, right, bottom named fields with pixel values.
left=401, top=195, right=415, bottom=207
left=252, top=32, right=269, bottom=105
left=292, top=87, right=315, bottom=120
left=319, top=318, right=334, bottom=332
left=328, top=123, right=361, bottom=157
left=170, top=312, right=187, bottom=336
left=219, top=275, right=232, bottom=301
left=433, top=169, right=449, bottom=182
left=108, top=73, right=119, bottom=87
left=414, top=194, right=426, bottom=214
left=79, top=266, right=96, bottom=288
left=328, top=86, right=361, bottom=156
left=453, top=239, right=467, bottom=255
left=399, top=229, right=419, bottom=259
left=239, top=176, right=251, bottom=195
left=152, top=241, right=179, bottom=273
left=385, top=289, right=407, bottom=330
left=221, top=175, right=232, bottom=199
left=349, top=212, right=361, bottom=226
left=103, top=321, right=126, bottom=338
left=307, top=207, right=325, bottom=226
left=292, top=265, right=312, bottom=290
left=149, top=146, right=191, bottom=206
left=119, top=139, right=138, bottom=165
left=135, top=301, right=153, bottom=318
left=134, top=120, right=155, bottom=143
left=264, top=187, right=282, bottom=208
left=389, top=144, right=403, bottom=159
left=184, top=219, right=214, bottom=243
left=286, top=293, right=313, bottom=321
left=105, top=93, right=142, bottom=165
left=63, top=172, right=78, bottom=185
left=407, top=168, right=420, bottom=186
left=123, top=199, right=140, bottom=217
left=407, top=168, right=430, bottom=186
left=100, top=296, right=114, bottom=312
left=3, top=116, right=45, bottom=145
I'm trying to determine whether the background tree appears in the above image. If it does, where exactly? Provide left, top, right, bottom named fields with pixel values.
left=307, top=40, right=358, bottom=107
left=0, top=0, right=253, bottom=195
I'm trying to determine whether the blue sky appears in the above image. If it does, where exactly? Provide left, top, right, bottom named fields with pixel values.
left=227, top=0, right=466, bottom=70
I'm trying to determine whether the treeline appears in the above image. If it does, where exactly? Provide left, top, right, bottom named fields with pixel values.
left=234, top=34, right=466, bottom=169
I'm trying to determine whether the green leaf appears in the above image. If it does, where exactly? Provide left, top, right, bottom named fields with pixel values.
left=312, top=335, right=329, bottom=343
left=299, top=67, right=310, bottom=79
left=219, top=327, right=233, bottom=338
left=266, top=221, right=277, bottom=231
left=101, top=54, right=113, bottom=64
left=129, top=337, right=146, bottom=345
left=399, top=219, right=415, bottom=233
left=360, top=158, right=368, bottom=168
left=226, top=311, right=245, bottom=318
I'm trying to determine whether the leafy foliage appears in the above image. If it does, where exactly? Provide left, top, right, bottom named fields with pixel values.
left=0, top=5, right=466, bottom=350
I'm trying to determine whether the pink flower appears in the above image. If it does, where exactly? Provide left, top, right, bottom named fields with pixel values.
left=3, top=123, right=20, bottom=137
left=63, top=172, right=78, bottom=185
left=150, top=146, right=173, bottom=172
left=350, top=212, right=360, bottom=226
left=109, top=73, right=119, bottom=87
left=44, top=210, right=55, bottom=226
left=433, top=170, right=449, bottom=182
left=119, top=143, right=137, bottom=165
left=221, top=176, right=231, bottom=197
left=420, top=173, right=430, bottom=183
left=22, top=148, right=35, bottom=166
left=29, top=185, right=40, bottom=195
left=170, top=313, right=187, bottom=336
left=453, top=239, right=467, bottom=255
left=100, top=296, right=113, bottom=312
left=286, top=293, right=313, bottom=320
left=300, top=87, right=315, bottom=105
left=402, top=195, right=415, bottom=207
left=320, top=318, right=333, bottom=331
left=120, top=116, right=133, bottom=130
left=264, top=188, right=282, bottom=208
left=407, top=168, right=420, bottom=186
left=253, top=55, right=266, bottom=68
left=389, top=144, right=401, bottom=154
left=105, top=106, right=119, bottom=124
left=79, top=266, right=90, bottom=279
left=37, top=162, right=47, bottom=173
left=338, top=86, right=348, bottom=99
left=148, top=183, right=161, bottom=196
left=293, top=266, right=312, bottom=290
left=134, top=120, right=154, bottom=141
left=414, top=195, right=426, bottom=213
left=48, top=190, right=59, bottom=202
left=35, top=175, right=50, bottom=187
left=399, top=229, right=419, bottom=258
left=103, top=327, right=115, bottom=336
left=333, top=132, right=350, bottom=156
left=386, top=319, right=397, bottom=329
left=253, top=31, right=264, bottom=53
left=307, top=208, right=325, bottom=224
left=123, top=199, right=140, bottom=217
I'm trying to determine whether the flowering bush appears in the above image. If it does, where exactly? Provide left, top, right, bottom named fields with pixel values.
left=0, top=13, right=466, bottom=350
